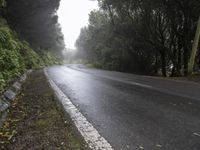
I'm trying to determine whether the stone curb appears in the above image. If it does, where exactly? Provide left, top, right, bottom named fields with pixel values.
left=0, top=70, right=32, bottom=128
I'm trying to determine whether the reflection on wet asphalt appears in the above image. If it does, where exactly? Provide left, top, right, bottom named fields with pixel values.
left=47, top=65, right=200, bottom=150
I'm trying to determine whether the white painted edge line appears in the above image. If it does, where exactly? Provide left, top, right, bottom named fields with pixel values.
left=130, top=82, right=153, bottom=89
left=44, top=69, right=113, bottom=150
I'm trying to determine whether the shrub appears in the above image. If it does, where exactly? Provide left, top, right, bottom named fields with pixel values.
left=0, top=17, right=63, bottom=93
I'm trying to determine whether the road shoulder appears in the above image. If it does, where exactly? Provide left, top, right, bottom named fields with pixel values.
left=0, top=70, right=88, bottom=149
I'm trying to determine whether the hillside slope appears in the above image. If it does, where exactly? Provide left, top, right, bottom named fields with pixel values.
left=0, top=17, right=61, bottom=93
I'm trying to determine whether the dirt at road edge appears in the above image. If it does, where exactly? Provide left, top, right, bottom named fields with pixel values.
left=0, top=70, right=89, bottom=150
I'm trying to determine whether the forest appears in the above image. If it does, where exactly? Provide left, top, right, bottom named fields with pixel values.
left=76, top=0, right=200, bottom=77
left=5, top=0, right=65, bottom=55
left=0, top=0, right=64, bottom=93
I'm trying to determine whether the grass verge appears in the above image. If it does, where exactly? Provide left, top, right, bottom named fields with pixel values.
left=0, top=70, right=88, bottom=150
left=167, top=75, right=200, bottom=84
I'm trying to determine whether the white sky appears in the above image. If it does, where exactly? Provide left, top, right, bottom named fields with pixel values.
left=57, top=0, right=98, bottom=49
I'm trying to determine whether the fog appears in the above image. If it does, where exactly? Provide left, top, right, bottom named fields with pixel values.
left=58, top=0, right=98, bottom=49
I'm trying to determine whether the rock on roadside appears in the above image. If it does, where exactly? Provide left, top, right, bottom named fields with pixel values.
left=0, top=70, right=32, bottom=127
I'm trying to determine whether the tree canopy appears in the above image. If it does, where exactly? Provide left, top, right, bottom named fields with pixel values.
left=76, top=0, right=200, bottom=76
left=0, top=0, right=63, bottom=93
left=5, top=0, right=65, bottom=56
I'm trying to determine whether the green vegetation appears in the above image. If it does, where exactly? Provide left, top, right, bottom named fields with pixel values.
left=42, top=52, right=63, bottom=66
left=76, top=0, right=200, bottom=76
left=0, top=0, right=64, bottom=94
left=0, top=18, right=29, bottom=92
left=5, top=0, right=65, bottom=55
left=0, top=18, right=62, bottom=94
left=188, top=16, right=200, bottom=75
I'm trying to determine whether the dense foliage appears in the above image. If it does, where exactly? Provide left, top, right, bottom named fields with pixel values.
left=0, top=18, right=36, bottom=91
left=0, top=19, right=62, bottom=93
left=76, top=0, right=200, bottom=76
left=0, top=0, right=63, bottom=93
left=5, top=0, right=65, bottom=56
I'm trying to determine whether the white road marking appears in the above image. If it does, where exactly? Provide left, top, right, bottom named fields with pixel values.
left=130, top=82, right=153, bottom=89
left=193, top=132, right=200, bottom=137
left=44, top=69, right=113, bottom=150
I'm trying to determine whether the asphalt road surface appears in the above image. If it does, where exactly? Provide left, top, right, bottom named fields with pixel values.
left=46, top=64, right=200, bottom=150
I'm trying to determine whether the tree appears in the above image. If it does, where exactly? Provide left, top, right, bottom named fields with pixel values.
left=188, top=16, right=200, bottom=75
left=5, top=0, right=65, bottom=56
left=76, top=0, right=200, bottom=76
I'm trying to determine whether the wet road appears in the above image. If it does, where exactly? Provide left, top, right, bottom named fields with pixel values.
left=46, top=65, right=200, bottom=150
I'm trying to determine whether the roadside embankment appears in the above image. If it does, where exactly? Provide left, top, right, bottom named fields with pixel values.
left=0, top=70, right=32, bottom=127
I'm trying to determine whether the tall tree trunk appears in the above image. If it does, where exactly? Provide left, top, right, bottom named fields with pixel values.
left=183, top=48, right=188, bottom=75
left=183, top=30, right=189, bottom=75
left=171, top=66, right=175, bottom=77
left=198, top=49, right=200, bottom=69
left=161, top=51, right=167, bottom=77
left=154, top=51, right=159, bottom=74
left=105, top=2, right=115, bottom=26
left=170, top=44, right=179, bottom=77
left=182, top=9, right=190, bottom=76
left=177, top=46, right=182, bottom=76
left=188, top=16, right=200, bottom=75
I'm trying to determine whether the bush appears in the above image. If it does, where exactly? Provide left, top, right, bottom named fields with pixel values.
left=41, top=52, right=63, bottom=66
left=88, top=61, right=103, bottom=69
left=19, top=41, right=44, bottom=69
left=0, top=26, right=25, bottom=92
left=0, top=17, right=63, bottom=93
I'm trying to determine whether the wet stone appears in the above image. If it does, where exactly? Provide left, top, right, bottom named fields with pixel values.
left=12, top=82, right=21, bottom=92
left=20, top=74, right=27, bottom=82
left=4, top=89, right=16, bottom=101
left=27, top=70, right=33, bottom=74
left=0, top=100, right=9, bottom=112
left=0, top=96, right=6, bottom=101
left=0, top=111, right=8, bottom=128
